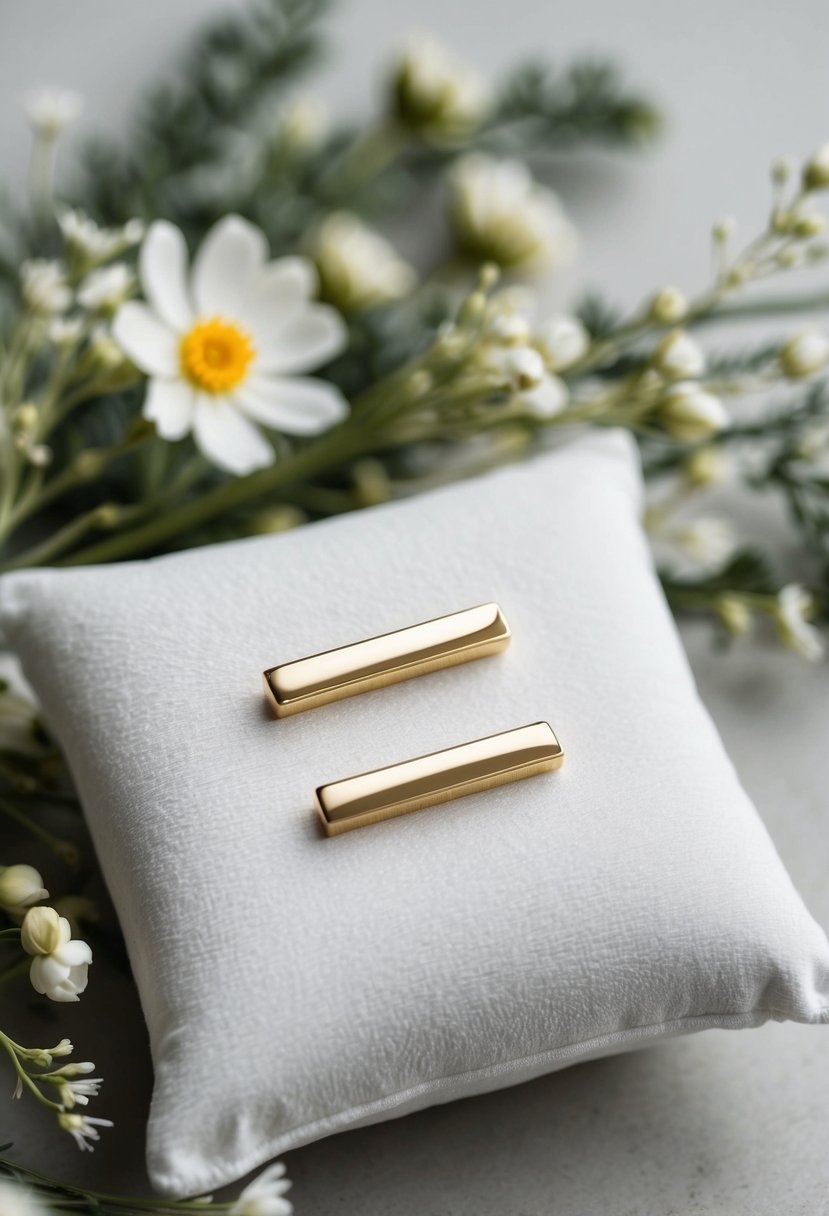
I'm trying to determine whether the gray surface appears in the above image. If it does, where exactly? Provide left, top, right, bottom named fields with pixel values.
left=2, top=0, right=829, bottom=1211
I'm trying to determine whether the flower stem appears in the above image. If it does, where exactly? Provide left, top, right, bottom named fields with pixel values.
left=0, top=798, right=79, bottom=865
left=0, top=1029, right=65, bottom=1113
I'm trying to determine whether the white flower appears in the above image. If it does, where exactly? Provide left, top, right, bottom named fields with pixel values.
left=0, top=1180, right=49, bottom=1216
left=670, top=516, right=736, bottom=570
left=279, top=96, right=328, bottom=153
left=113, top=216, right=348, bottom=475
left=775, top=584, right=824, bottom=661
left=230, top=1162, right=293, bottom=1216
left=659, top=382, right=728, bottom=442
left=649, top=286, right=688, bottom=325
left=49, top=1065, right=103, bottom=1109
left=77, top=264, right=134, bottom=314
left=804, top=143, right=829, bottom=191
left=653, top=330, right=705, bottom=380
left=23, top=87, right=82, bottom=137
left=20, top=259, right=71, bottom=315
left=21, top=906, right=92, bottom=1002
left=779, top=329, right=829, bottom=378
left=310, top=212, right=417, bottom=312
left=57, top=1111, right=114, bottom=1152
left=485, top=343, right=546, bottom=390
left=392, top=35, right=490, bottom=142
left=58, top=208, right=144, bottom=269
left=0, top=865, right=49, bottom=917
left=449, top=155, right=578, bottom=271
left=534, top=314, right=590, bottom=371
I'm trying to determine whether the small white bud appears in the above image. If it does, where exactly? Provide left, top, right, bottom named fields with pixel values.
left=712, top=216, right=736, bottom=242
left=534, top=314, right=590, bottom=370
left=779, top=329, right=829, bottom=378
left=718, top=597, right=752, bottom=638
left=803, top=143, right=829, bottom=191
left=279, top=95, right=328, bottom=153
left=648, top=287, right=688, bottom=325
left=683, top=445, right=729, bottom=487
left=652, top=330, right=706, bottom=380
left=659, top=382, right=728, bottom=442
left=23, top=86, right=82, bottom=137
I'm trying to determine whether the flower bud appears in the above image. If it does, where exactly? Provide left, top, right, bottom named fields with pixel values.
left=21, top=906, right=63, bottom=956
left=648, top=286, right=688, bottom=325
left=718, top=597, right=752, bottom=637
left=391, top=36, right=490, bottom=143
left=449, top=154, right=578, bottom=271
left=310, top=212, right=416, bottom=313
left=659, top=382, right=728, bottom=442
left=683, top=445, right=729, bottom=487
left=0, top=865, right=49, bottom=916
left=771, top=155, right=794, bottom=187
left=652, top=330, right=705, bottom=380
left=803, top=143, right=829, bottom=191
left=279, top=95, right=327, bottom=154
left=712, top=216, right=735, bottom=243
left=793, top=213, right=826, bottom=239
left=780, top=329, right=829, bottom=378
left=534, top=314, right=590, bottom=371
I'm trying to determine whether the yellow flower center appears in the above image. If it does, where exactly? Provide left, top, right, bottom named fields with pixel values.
left=180, top=317, right=255, bottom=393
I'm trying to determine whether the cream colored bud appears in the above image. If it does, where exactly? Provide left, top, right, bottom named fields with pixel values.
left=352, top=459, right=391, bottom=507
left=780, top=329, right=829, bottom=378
left=718, top=597, right=752, bottom=637
left=771, top=155, right=794, bottom=187
left=659, top=383, right=728, bottom=442
left=793, top=213, right=826, bottom=238
left=28, top=444, right=53, bottom=468
left=683, top=444, right=729, bottom=487
left=712, top=216, right=736, bottom=242
left=13, top=403, right=39, bottom=432
left=0, top=865, right=49, bottom=916
left=251, top=505, right=307, bottom=535
left=803, top=143, right=829, bottom=191
left=21, top=906, right=63, bottom=956
left=449, top=154, right=578, bottom=272
left=534, top=314, right=590, bottom=371
left=652, top=330, right=705, bottom=380
left=391, top=35, right=490, bottom=143
left=648, top=287, right=688, bottom=325
left=310, top=211, right=416, bottom=313
left=280, top=95, right=327, bottom=153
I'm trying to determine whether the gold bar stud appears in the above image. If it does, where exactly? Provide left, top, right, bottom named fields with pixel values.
left=315, top=721, right=564, bottom=836
left=264, top=603, right=510, bottom=718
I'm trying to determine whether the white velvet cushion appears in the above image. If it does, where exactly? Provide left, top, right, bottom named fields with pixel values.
left=1, top=431, right=827, bottom=1198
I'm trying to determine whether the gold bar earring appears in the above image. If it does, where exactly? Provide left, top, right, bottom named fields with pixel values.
left=315, top=721, right=564, bottom=836
left=263, top=603, right=510, bottom=718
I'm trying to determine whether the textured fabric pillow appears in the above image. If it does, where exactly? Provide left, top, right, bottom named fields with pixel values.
left=1, top=431, right=827, bottom=1198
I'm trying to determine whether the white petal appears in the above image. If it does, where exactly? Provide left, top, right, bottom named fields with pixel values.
left=143, top=378, right=195, bottom=440
left=50, top=979, right=83, bottom=1002
left=193, top=395, right=275, bottom=475
left=53, top=939, right=93, bottom=967
left=191, top=216, right=268, bottom=317
left=257, top=305, right=347, bottom=373
left=235, top=375, right=348, bottom=436
left=236, top=257, right=318, bottom=343
left=31, top=954, right=69, bottom=990
left=140, top=221, right=193, bottom=332
left=112, top=302, right=178, bottom=376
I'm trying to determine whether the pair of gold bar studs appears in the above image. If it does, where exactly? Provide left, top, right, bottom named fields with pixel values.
left=262, top=603, right=564, bottom=837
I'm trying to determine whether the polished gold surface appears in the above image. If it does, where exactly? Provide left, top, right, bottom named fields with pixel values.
left=315, top=721, right=563, bottom=835
left=264, top=603, right=510, bottom=718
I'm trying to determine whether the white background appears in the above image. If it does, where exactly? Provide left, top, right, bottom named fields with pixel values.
left=2, top=1, right=829, bottom=1211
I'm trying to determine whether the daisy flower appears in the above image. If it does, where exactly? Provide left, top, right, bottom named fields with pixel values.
left=113, top=216, right=348, bottom=475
